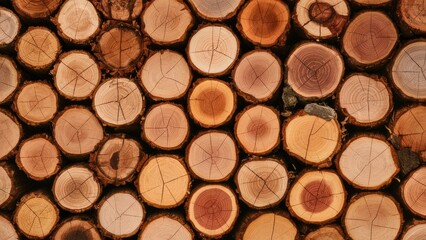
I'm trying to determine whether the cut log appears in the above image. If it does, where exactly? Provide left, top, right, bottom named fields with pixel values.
left=90, top=135, right=143, bottom=186
left=352, top=0, right=392, bottom=6
left=286, top=42, right=344, bottom=100
left=236, top=211, right=298, bottom=240
left=187, top=24, right=239, bottom=76
left=390, top=40, right=426, bottom=101
left=401, top=166, right=426, bottom=218
left=53, top=106, right=104, bottom=156
left=97, top=0, right=143, bottom=21
left=52, top=164, right=101, bottom=213
left=188, top=0, right=243, bottom=21
left=0, top=214, right=18, bottom=240
left=287, top=170, right=346, bottom=224
left=305, top=225, right=345, bottom=240
left=342, top=11, right=398, bottom=68
left=93, top=77, right=144, bottom=127
left=52, top=216, right=102, bottom=240
left=97, top=189, right=145, bottom=238
left=142, top=102, right=189, bottom=150
left=234, top=105, right=280, bottom=155
left=16, top=134, right=61, bottom=181
left=237, top=0, right=290, bottom=47
left=16, top=27, right=61, bottom=72
left=343, top=193, right=403, bottom=240
left=0, top=7, right=20, bottom=48
left=337, top=134, right=399, bottom=190
left=0, top=162, right=26, bottom=210
left=53, top=0, right=100, bottom=44
left=142, top=0, right=193, bottom=45
left=140, top=50, right=191, bottom=101
left=0, top=55, right=19, bottom=104
left=12, top=0, right=61, bottom=20
left=392, top=106, right=426, bottom=161
left=186, top=130, right=238, bottom=182
left=232, top=50, right=282, bottom=102
left=234, top=157, right=289, bottom=209
left=0, top=109, right=21, bottom=160
left=14, top=191, right=59, bottom=239
left=136, top=155, right=190, bottom=208
left=398, top=0, right=426, bottom=34
left=338, top=73, right=392, bottom=126
left=186, top=184, right=239, bottom=239
left=282, top=110, right=341, bottom=167
left=294, top=0, right=349, bottom=40
left=188, top=78, right=236, bottom=128
left=402, top=221, right=426, bottom=240
left=52, top=50, right=101, bottom=101
left=139, top=213, right=194, bottom=240
left=14, top=81, right=58, bottom=125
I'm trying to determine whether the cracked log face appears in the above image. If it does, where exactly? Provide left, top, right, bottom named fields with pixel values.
left=12, top=0, right=62, bottom=19
left=391, top=40, right=426, bottom=101
left=140, top=50, right=191, bottom=101
left=97, top=190, right=145, bottom=238
left=305, top=225, right=345, bottom=240
left=99, top=0, right=143, bottom=21
left=0, top=109, right=21, bottom=160
left=0, top=214, right=18, bottom=240
left=188, top=0, right=242, bottom=21
left=188, top=78, right=236, bottom=128
left=401, top=166, right=426, bottom=218
left=0, top=165, right=13, bottom=208
left=399, top=0, right=426, bottom=33
left=344, top=193, right=402, bottom=240
left=186, top=131, right=238, bottom=182
left=142, top=0, right=193, bottom=45
left=187, top=25, right=239, bottom=76
left=139, top=214, right=194, bottom=240
left=0, top=55, right=19, bottom=104
left=137, top=155, right=190, bottom=208
left=402, top=222, right=426, bottom=240
left=286, top=42, right=344, bottom=100
left=0, top=7, right=20, bottom=48
left=238, top=0, right=290, bottom=47
left=337, top=135, right=399, bottom=190
left=238, top=212, right=297, bottom=240
left=187, top=184, right=238, bottom=238
left=235, top=158, right=288, bottom=209
left=287, top=170, right=346, bottom=224
left=52, top=217, right=101, bottom=240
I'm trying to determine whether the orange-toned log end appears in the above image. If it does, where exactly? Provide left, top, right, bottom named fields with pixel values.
left=343, top=11, right=398, bottom=68
left=139, top=214, right=194, bottom=240
left=0, top=214, right=18, bottom=240
left=237, top=0, right=290, bottom=47
left=188, top=0, right=243, bottom=21
left=338, top=74, right=392, bottom=126
left=188, top=79, right=236, bottom=128
left=0, top=55, right=19, bottom=104
left=399, top=0, right=426, bottom=33
left=402, top=221, right=426, bottom=240
left=52, top=217, right=102, bottom=240
left=235, top=105, right=280, bottom=155
left=287, top=170, right=346, bottom=224
left=12, top=0, right=62, bottom=19
left=137, top=155, right=190, bottom=209
left=232, top=50, right=282, bottom=102
left=235, top=158, right=288, bottom=209
left=99, top=0, right=143, bottom=21
left=286, top=42, right=344, bottom=100
left=0, top=109, right=21, bottom=160
left=401, top=166, right=426, bottom=218
left=0, top=7, right=20, bottom=48
left=305, top=225, right=345, bottom=240
left=142, top=0, right=193, bottom=45
left=353, top=0, right=392, bottom=6
left=337, top=135, right=399, bottom=190
left=186, top=131, right=238, bottom=182
left=142, top=103, right=189, bottom=150
left=344, top=193, right=402, bottom=240
left=187, top=184, right=238, bottom=239
left=0, top=163, right=23, bottom=210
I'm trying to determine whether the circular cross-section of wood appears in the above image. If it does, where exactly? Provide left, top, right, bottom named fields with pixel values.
left=14, top=82, right=58, bottom=125
left=52, top=217, right=101, bottom=240
left=287, top=170, right=346, bottom=224
left=235, top=158, right=288, bottom=209
left=137, top=155, right=190, bottom=208
left=140, top=50, right=191, bottom=101
left=142, top=0, right=193, bottom=45
left=16, top=135, right=61, bottom=181
left=353, top=0, right=391, bottom=5
left=97, top=190, right=145, bottom=238
left=238, top=0, right=290, bottom=47
left=142, top=103, right=189, bottom=150
left=12, top=0, right=62, bottom=19
left=343, top=11, right=398, bottom=67
left=399, top=0, right=426, bottom=33
left=139, top=214, right=194, bottom=240
left=283, top=110, right=341, bottom=167
left=286, top=42, right=344, bottom=100
left=401, top=166, right=426, bottom=218
left=188, top=0, right=242, bottom=21
left=344, top=193, right=402, bottom=240
left=0, top=214, right=18, bottom=240
left=188, top=78, right=236, bottom=128
left=338, top=74, right=392, bottom=126
left=53, top=50, right=101, bottom=100
left=402, top=222, right=426, bottom=240
left=0, top=165, right=12, bottom=208
left=55, top=0, right=100, bottom=44
left=16, top=27, right=61, bottom=72
left=0, top=7, right=20, bottom=48
left=187, top=184, right=238, bottom=238
left=232, top=50, right=282, bottom=102
left=391, top=41, right=426, bottom=101
left=0, top=55, right=19, bottom=104
left=53, top=165, right=101, bottom=213
left=187, top=25, right=239, bottom=76
left=186, top=131, right=238, bottom=182
left=306, top=225, right=345, bottom=240
left=99, top=0, right=143, bottom=21
left=14, top=192, right=59, bottom=239
left=337, top=135, right=399, bottom=190
left=93, top=78, right=144, bottom=127
left=235, top=105, right=280, bottom=155
left=53, top=107, right=104, bottom=156
left=0, top=109, right=21, bottom=160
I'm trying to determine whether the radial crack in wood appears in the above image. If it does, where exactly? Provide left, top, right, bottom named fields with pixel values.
left=0, top=7, right=20, bottom=48
left=401, top=166, right=426, bottom=218
left=0, top=163, right=26, bottom=210
left=12, top=0, right=62, bottom=19
left=0, top=55, right=19, bottom=104
left=399, top=0, right=426, bottom=34
left=52, top=216, right=102, bottom=240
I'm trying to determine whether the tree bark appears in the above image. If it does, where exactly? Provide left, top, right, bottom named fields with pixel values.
left=0, top=109, right=21, bottom=160
left=96, top=0, right=143, bottom=22
left=12, top=0, right=62, bottom=20
left=51, top=216, right=102, bottom=240
left=305, top=225, right=345, bottom=240
left=139, top=213, right=194, bottom=240
left=0, top=162, right=27, bottom=210
left=0, top=7, right=20, bottom=49
left=401, top=166, right=426, bottom=218
left=188, top=0, right=243, bottom=21
left=0, top=55, right=20, bottom=104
